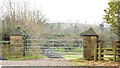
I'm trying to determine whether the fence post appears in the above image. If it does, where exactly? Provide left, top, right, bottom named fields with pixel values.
left=113, top=41, right=116, bottom=62
left=98, top=42, right=102, bottom=61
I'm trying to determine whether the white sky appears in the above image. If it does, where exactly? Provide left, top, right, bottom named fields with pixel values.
left=0, top=0, right=110, bottom=24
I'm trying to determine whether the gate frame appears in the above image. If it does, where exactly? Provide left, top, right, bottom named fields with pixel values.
left=24, top=39, right=83, bottom=58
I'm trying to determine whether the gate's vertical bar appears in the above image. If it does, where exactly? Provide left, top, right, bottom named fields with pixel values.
left=113, top=41, right=116, bottom=62
left=98, top=42, right=102, bottom=61
left=24, top=35, right=27, bottom=57
left=24, top=37, right=26, bottom=56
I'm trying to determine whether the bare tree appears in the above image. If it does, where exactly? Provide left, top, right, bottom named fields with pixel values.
left=1, top=0, right=48, bottom=40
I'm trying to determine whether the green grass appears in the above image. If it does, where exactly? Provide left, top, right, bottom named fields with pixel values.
left=7, top=55, right=82, bottom=60
left=75, top=57, right=85, bottom=61
left=7, top=56, right=48, bottom=60
left=72, top=48, right=82, bottom=52
left=62, top=55, right=83, bottom=59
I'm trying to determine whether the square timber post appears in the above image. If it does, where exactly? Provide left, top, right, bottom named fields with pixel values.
left=83, top=27, right=98, bottom=60
left=10, top=27, right=24, bottom=58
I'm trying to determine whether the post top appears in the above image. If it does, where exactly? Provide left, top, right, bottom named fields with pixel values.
left=10, top=28, right=22, bottom=36
left=83, top=27, right=98, bottom=36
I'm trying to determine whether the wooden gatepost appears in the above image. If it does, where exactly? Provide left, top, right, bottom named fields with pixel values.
left=10, top=27, right=24, bottom=57
left=83, top=27, right=98, bottom=60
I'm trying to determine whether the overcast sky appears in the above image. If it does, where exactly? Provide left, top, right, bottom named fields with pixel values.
left=0, top=0, right=110, bottom=24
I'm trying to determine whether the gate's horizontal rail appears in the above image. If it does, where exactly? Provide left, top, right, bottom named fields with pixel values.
left=116, top=48, right=120, bottom=50
left=26, top=49, right=82, bottom=51
left=116, top=43, right=120, bottom=45
left=97, top=48, right=120, bottom=50
left=101, top=48, right=113, bottom=50
left=101, top=53, right=114, bottom=55
left=26, top=46, right=82, bottom=48
left=97, top=48, right=113, bottom=50
left=98, top=43, right=120, bottom=46
left=101, top=57, right=114, bottom=59
left=27, top=43, right=82, bottom=45
left=101, top=43, right=113, bottom=45
left=26, top=39, right=82, bottom=41
left=25, top=51, right=82, bottom=54
left=25, top=53, right=82, bottom=55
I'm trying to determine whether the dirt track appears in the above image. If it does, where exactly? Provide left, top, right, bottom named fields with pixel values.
left=1, top=58, right=74, bottom=66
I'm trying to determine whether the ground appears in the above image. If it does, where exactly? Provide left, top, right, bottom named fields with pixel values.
left=1, top=58, right=74, bottom=66
left=1, top=58, right=120, bottom=67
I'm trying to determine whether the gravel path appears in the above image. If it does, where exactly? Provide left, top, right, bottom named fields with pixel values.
left=1, top=58, right=74, bottom=66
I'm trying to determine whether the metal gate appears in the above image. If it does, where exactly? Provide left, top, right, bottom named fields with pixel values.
left=25, top=39, right=83, bottom=60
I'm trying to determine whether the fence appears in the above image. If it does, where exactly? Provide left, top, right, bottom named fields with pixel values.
left=25, top=39, right=83, bottom=59
left=95, top=41, right=120, bottom=62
